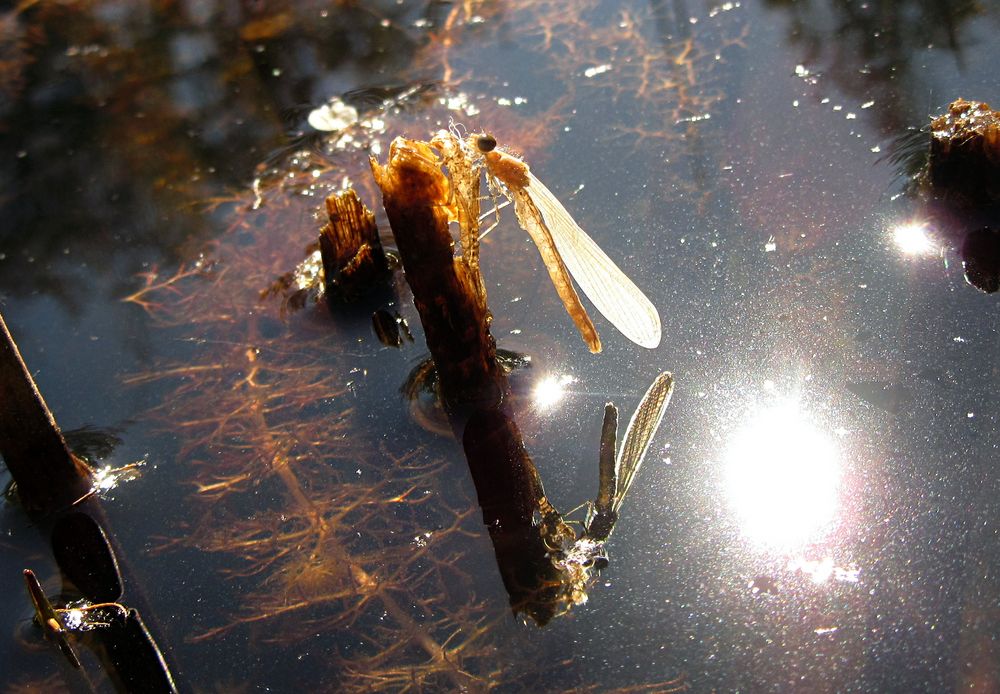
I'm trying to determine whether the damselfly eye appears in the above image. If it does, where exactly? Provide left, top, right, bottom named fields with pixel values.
left=475, top=133, right=497, bottom=153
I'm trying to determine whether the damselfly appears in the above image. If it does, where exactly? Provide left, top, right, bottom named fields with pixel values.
left=450, top=131, right=662, bottom=353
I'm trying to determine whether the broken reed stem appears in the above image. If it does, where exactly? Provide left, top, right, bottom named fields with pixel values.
left=319, top=189, right=390, bottom=301
left=0, top=310, right=92, bottom=512
left=1, top=309, right=182, bottom=687
left=371, top=138, right=569, bottom=625
left=370, top=139, right=504, bottom=412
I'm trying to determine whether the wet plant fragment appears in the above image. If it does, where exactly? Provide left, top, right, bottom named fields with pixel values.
left=888, top=99, right=1000, bottom=292
left=0, top=310, right=93, bottom=512
left=23, top=514, right=179, bottom=693
left=371, top=135, right=503, bottom=410
left=928, top=98, right=1000, bottom=206
left=372, top=133, right=575, bottom=621
left=24, top=569, right=82, bottom=669
left=318, top=189, right=391, bottom=301
left=264, top=188, right=392, bottom=312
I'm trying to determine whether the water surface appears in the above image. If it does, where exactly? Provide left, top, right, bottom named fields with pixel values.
left=3, top=1, right=1000, bottom=691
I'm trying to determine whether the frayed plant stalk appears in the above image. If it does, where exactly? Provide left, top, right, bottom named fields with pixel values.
left=929, top=98, right=1000, bottom=205
left=263, top=189, right=390, bottom=312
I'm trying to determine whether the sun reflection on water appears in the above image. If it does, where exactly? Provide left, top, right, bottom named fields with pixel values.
left=723, top=402, right=841, bottom=549
left=891, top=221, right=936, bottom=256
left=532, top=373, right=577, bottom=410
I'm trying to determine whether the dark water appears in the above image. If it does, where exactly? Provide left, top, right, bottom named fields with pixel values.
left=3, top=1, right=1000, bottom=691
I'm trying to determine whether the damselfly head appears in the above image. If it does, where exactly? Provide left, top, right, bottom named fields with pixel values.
left=474, top=133, right=497, bottom=153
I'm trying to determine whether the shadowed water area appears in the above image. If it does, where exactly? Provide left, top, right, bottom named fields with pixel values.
left=3, top=1, right=1000, bottom=691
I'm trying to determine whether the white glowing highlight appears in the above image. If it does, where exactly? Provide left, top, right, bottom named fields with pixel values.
left=64, top=609, right=85, bottom=630
left=533, top=374, right=576, bottom=409
left=92, top=466, right=118, bottom=492
left=788, top=556, right=860, bottom=584
left=89, top=460, right=144, bottom=495
left=892, top=222, right=935, bottom=256
left=723, top=403, right=841, bottom=548
left=307, top=100, right=359, bottom=132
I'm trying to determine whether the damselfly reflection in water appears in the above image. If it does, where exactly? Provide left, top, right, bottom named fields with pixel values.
left=586, top=371, right=675, bottom=544
left=541, top=371, right=674, bottom=603
left=430, top=128, right=662, bottom=353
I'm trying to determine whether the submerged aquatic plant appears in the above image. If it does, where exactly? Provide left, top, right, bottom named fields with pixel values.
left=127, top=171, right=515, bottom=689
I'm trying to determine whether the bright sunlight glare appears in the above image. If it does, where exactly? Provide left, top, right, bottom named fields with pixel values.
left=724, top=403, right=841, bottom=549
left=532, top=374, right=577, bottom=409
left=891, top=221, right=935, bottom=256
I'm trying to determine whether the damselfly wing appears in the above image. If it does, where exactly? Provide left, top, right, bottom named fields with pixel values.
left=525, top=172, right=661, bottom=349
